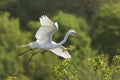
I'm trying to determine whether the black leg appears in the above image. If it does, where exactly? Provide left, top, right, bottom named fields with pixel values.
left=16, top=48, right=32, bottom=58
left=26, top=52, right=39, bottom=65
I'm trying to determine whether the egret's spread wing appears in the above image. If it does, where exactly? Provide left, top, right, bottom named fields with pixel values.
left=35, top=15, right=58, bottom=43
left=49, top=46, right=71, bottom=59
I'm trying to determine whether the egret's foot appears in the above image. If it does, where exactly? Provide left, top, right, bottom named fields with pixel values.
left=62, top=45, right=75, bottom=53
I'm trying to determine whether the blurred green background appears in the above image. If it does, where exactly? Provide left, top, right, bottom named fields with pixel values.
left=0, top=0, right=120, bottom=80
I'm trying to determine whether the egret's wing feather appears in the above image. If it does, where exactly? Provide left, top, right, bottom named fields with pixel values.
left=35, top=15, right=58, bottom=43
left=49, top=46, right=71, bottom=59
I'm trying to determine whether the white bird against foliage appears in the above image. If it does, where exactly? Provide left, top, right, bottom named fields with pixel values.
left=21, top=15, right=76, bottom=59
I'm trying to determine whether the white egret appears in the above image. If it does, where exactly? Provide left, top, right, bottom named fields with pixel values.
left=20, top=15, right=76, bottom=59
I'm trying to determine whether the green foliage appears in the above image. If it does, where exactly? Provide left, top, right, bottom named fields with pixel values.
left=54, top=59, right=78, bottom=80
left=0, top=0, right=18, bottom=10
left=88, top=54, right=120, bottom=80
left=2, top=0, right=119, bottom=26
left=27, top=21, right=40, bottom=31
left=0, top=12, right=30, bottom=80
left=6, top=76, right=16, bottom=80
left=16, top=11, right=96, bottom=80
left=0, top=12, right=30, bottom=51
left=52, top=11, right=96, bottom=80
left=52, top=11, right=96, bottom=65
left=90, top=3, right=120, bottom=58
left=0, top=1, right=120, bottom=79
left=26, top=21, right=40, bottom=40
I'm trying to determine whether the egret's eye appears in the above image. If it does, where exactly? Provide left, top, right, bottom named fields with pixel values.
left=71, top=32, right=76, bottom=35
left=72, top=33, right=75, bottom=34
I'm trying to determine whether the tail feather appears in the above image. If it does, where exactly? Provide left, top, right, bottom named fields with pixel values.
left=20, top=44, right=29, bottom=48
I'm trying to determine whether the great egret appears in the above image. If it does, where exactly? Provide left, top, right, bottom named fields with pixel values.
left=20, top=15, right=76, bottom=59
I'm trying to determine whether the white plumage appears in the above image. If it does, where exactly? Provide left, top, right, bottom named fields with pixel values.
left=22, top=15, right=76, bottom=59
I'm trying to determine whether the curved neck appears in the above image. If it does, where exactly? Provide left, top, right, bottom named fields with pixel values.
left=58, top=31, right=70, bottom=45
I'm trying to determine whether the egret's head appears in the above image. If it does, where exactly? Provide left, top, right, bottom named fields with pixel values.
left=68, top=30, right=76, bottom=36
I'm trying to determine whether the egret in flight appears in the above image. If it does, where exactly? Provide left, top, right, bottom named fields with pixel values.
left=19, top=15, right=76, bottom=60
